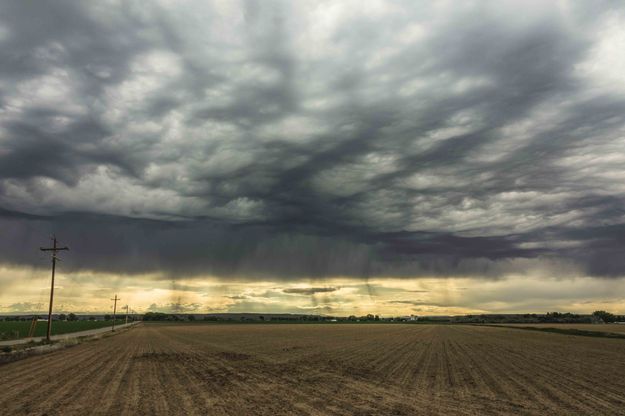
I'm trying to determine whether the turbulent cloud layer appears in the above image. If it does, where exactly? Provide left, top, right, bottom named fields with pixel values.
left=1, top=1, right=625, bottom=280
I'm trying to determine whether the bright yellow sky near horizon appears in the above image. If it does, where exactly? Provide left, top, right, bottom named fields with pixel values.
left=1, top=264, right=624, bottom=316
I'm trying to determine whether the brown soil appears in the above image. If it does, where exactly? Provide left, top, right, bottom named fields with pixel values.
left=1, top=323, right=625, bottom=415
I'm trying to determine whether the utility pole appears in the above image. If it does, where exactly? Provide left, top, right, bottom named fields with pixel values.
left=125, top=304, right=129, bottom=325
left=40, top=236, right=69, bottom=342
left=111, top=295, right=120, bottom=331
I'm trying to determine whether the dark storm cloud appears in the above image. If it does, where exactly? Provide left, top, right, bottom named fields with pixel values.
left=1, top=1, right=625, bottom=279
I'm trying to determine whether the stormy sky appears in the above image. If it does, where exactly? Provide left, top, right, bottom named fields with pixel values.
left=1, top=1, right=625, bottom=314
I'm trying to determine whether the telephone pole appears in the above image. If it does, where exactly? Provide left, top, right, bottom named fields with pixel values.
left=40, top=236, right=69, bottom=342
left=125, top=304, right=129, bottom=325
left=111, top=295, right=120, bottom=331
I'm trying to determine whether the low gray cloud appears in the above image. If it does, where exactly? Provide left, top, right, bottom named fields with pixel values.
left=387, top=300, right=457, bottom=308
left=1, top=1, right=625, bottom=280
left=283, top=287, right=338, bottom=295
left=225, top=295, right=248, bottom=300
left=147, top=302, right=202, bottom=313
left=5, top=302, right=43, bottom=313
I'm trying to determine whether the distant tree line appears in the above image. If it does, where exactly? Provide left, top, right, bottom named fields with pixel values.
left=58, top=313, right=78, bottom=321
left=543, top=311, right=624, bottom=324
left=3, top=310, right=623, bottom=324
left=345, top=314, right=382, bottom=322
left=142, top=312, right=186, bottom=321
left=142, top=312, right=339, bottom=322
left=454, top=311, right=625, bottom=324
left=592, top=310, right=619, bottom=323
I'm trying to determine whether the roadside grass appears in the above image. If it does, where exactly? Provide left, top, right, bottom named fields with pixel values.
left=0, top=320, right=125, bottom=340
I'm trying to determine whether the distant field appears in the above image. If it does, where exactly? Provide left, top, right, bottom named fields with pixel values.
left=2, top=323, right=625, bottom=415
left=491, top=323, right=625, bottom=334
left=0, top=320, right=125, bottom=340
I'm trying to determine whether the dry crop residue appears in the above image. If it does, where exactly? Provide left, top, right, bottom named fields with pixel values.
left=1, top=323, right=625, bottom=415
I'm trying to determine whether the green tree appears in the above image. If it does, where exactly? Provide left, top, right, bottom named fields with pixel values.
left=68, top=313, right=77, bottom=321
left=593, top=310, right=616, bottom=323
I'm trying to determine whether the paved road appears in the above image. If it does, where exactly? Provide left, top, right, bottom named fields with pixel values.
left=0, top=321, right=140, bottom=347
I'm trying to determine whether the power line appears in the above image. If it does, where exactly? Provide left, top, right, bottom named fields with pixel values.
left=111, top=295, right=120, bottom=331
left=40, top=235, right=69, bottom=342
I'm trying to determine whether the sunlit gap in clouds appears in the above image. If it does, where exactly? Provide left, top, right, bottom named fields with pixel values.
left=1, top=265, right=624, bottom=315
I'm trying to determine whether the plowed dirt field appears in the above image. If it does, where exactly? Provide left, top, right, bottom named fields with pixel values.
left=1, top=323, right=624, bottom=415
